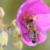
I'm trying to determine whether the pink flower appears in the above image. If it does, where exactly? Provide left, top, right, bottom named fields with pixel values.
left=16, top=0, right=50, bottom=46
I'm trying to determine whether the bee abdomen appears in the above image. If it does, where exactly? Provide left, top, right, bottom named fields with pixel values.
left=31, top=31, right=37, bottom=43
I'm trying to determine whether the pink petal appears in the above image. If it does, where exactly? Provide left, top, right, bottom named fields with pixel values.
left=38, top=32, right=47, bottom=43
left=36, top=14, right=50, bottom=32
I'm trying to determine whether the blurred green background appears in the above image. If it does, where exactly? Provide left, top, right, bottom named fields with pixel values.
left=0, top=0, right=50, bottom=50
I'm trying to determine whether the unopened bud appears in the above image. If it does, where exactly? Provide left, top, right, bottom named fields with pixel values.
left=0, top=7, right=5, bottom=18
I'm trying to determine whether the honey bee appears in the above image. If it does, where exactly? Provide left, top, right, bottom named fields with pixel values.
left=26, top=19, right=38, bottom=43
